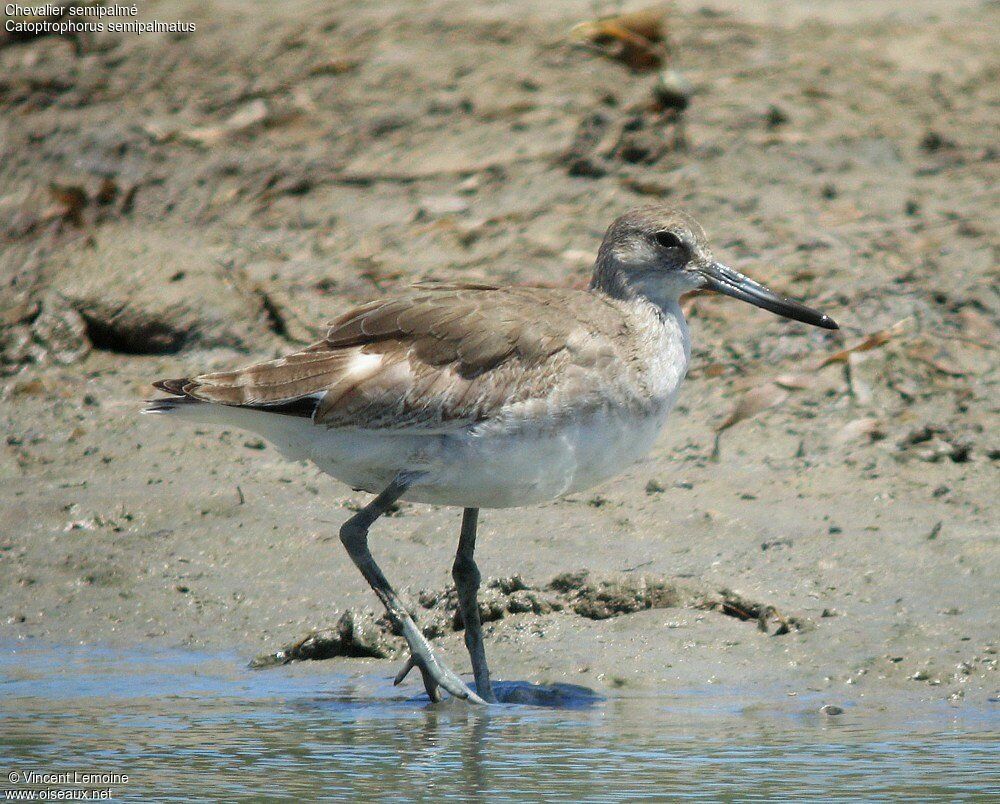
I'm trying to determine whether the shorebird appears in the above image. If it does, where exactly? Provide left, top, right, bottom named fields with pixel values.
left=146, top=206, right=837, bottom=705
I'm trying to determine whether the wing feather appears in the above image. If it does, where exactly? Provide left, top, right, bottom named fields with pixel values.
left=152, top=284, right=631, bottom=431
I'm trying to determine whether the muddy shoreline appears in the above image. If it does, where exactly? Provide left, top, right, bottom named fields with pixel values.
left=1, top=0, right=996, bottom=708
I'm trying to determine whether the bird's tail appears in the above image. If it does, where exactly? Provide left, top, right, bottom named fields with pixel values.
left=143, top=378, right=201, bottom=415
left=143, top=378, right=311, bottom=463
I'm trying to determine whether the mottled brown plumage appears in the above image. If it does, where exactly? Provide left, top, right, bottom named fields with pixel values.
left=153, top=282, right=650, bottom=431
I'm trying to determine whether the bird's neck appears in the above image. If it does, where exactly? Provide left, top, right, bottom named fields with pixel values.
left=589, top=252, right=685, bottom=320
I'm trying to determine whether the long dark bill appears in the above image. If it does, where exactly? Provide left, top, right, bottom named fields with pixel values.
left=701, top=262, right=838, bottom=330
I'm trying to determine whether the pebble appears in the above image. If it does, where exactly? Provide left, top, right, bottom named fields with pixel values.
left=653, top=69, right=693, bottom=112
left=644, top=479, right=665, bottom=494
left=414, top=195, right=470, bottom=219
left=766, top=104, right=789, bottom=129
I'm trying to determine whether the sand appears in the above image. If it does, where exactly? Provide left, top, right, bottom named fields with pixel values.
left=1, top=0, right=996, bottom=706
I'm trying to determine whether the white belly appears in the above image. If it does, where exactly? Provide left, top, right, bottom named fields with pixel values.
left=296, top=401, right=673, bottom=508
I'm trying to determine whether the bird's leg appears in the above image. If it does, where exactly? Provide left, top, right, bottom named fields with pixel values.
left=338, top=475, right=485, bottom=704
left=452, top=508, right=498, bottom=703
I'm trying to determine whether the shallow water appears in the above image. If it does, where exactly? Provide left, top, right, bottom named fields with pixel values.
left=1, top=644, right=996, bottom=801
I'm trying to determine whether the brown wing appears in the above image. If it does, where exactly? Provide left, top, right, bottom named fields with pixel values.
left=153, top=284, right=626, bottom=431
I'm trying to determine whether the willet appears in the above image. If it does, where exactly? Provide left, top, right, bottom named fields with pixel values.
left=146, top=205, right=838, bottom=704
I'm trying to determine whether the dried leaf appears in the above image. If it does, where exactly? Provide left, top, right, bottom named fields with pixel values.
left=603, top=8, right=665, bottom=43
left=309, top=57, right=360, bottom=76
left=572, top=7, right=668, bottom=71
left=835, top=417, right=883, bottom=443
left=620, top=176, right=674, bottom=197
left=141, top=119, right=179, bottom=143
left=818, top=318, right=910, bottom=368
left=95, top=177, right=118, bottom=205
left=180, top=100, right=269, bottom=145
left=716, top=382, right=789, bottom=433
left=252, top=284, right=318, bottom=344
left=906, top=342, right=978, bottom=377
left=48, top=183, right=88, bottom=227
left=119, top=183, right=141, bottom=215
left=773, top=372, right=815, bottom=390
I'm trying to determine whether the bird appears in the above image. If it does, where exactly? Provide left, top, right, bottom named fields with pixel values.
left=145, top=205, right=838, bottom=705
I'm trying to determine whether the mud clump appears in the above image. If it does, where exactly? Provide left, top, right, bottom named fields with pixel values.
left=417, top=575, right=565, bottom=637
left=896, top=425, right=975, bottom=464
left=250, top=609, right=399, bottom=668
left=561, top=107, right=684, bottom=179
left=252, top=575, right=567, bottom=667
left=701, top=589, right=808, bottom=636
left=548, top=570, right=681, bottom=620
left=252, top=571, right=798, bottom=668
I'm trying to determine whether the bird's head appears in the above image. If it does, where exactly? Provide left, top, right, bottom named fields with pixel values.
left=591, top=205, right=838, bottom=330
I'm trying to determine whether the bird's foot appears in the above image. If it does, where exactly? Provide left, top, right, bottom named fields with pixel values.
left=393, top=652, right=486, bottom=705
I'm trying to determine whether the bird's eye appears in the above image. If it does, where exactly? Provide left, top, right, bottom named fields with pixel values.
left=655, top=231, right=684, bottom=250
